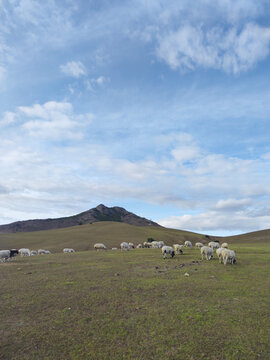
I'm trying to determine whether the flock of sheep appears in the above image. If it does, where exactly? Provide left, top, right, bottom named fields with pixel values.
left=93, top=240, right=236, bottom=265
left=0, top=240, right=236, bottom=266
left=0, top=247, right=75, bottom=262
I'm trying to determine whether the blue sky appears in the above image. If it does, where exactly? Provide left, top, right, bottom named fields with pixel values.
left=1, top=0, right=270, bottom=235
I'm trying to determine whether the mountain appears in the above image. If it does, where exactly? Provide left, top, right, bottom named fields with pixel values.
left=0, top=204, right=160, bottom=233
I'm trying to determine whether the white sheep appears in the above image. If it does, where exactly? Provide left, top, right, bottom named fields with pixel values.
left=136, top=244, right=143, bottom=248
left=195, top=242, right=204, bottom=248
left=120, top=242, right=130, bottom=251
left=221, top=249, right=236, bottom=265
left=156, top=241, right=165, bottom=248
left=161, top=246, right=175, bottom=259
left=173, top=244, right=183, bottom=254
left=216, top=247, right=225, bottom=263
left=94, top=243, right=107, bottom=250
left=19, top=248, right=31, bottom=257
left=184, top=241, right=192, bottom=248
left=150, top=241, right=159, bottom=248
left=128, top=242, right=135, bottom=249
left=38, top=249, right=51, bottom=255
left=201, top=246, right=213, bottom=260
left=30, top=250, right=38, bottom=256
left=208, top=241, right=220, bottom=249
left=63, top=248, right=75, bottom=253
left=221, top=242, right=228, bottom=248
left=143, top=242, right=151, bottom=248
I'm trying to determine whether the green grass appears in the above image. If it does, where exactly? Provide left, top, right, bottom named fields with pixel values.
left=1, top=242, right=270, bottom=360
left=0, top=222, right=211, bottom=253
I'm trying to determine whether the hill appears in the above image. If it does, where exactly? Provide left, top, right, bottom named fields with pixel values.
left=1, top=217, right=270, bottom=252
left=0, top=204, right=160, bottom=234
left=0, top=221, right=216, bottom=252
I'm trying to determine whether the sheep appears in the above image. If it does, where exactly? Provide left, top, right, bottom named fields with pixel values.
left=30, top=250, right=38, bottom=256
left=195, top=242, right=204, bottom=248
left=136, top=244, right=143, bottom=248
left=128, top=242, right=135, bottom=249
left=155, top=241, right=165, bottom=248
left=216, top=247, right=226, bottom=263
left=151, top=241, right=160, bottom=248
left=63, top=248, right=75, bottom=253
left=112, top=247, right=118, bottom=250
left=221, top=249, right=236, bottom=265
left=19, top=248, right=31, bottom=257
left=173, top=244, right=183, bottom=255
left=208, top=241, right=220, bottom=249
left=94, top=243, right=107, bottom=250
left=184, top=241, right=192, bottom=248
left=221, top=242, right=228, bottom=248
left=200, top=246, right=213, bottom=260
left=38, top=249, right=51, bottom=255
left=161, top=246, right=175, bottom=259
left=0, top=249, right=18, bottom=262
left=143, top=242, right=151, bottom=248
left=120, top=242, right=130, bottom=251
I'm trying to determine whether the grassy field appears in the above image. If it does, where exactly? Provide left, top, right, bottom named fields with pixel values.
left=1, top=238, right=270, bottom=360
left=0, top=222, right=213, bottom=253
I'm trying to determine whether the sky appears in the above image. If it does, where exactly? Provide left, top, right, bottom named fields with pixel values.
left=0, top=0, right=270, bottom=235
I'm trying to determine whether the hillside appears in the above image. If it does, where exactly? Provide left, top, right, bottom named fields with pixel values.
left=0, top=204, right=160, bottom=234
left=0, top=221, right=215, bottom=252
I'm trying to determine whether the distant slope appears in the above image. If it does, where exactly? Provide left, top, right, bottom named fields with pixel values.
left=224, top=228, right=270, bottom=244
left=0, top=204, right=160, bottom=233
left=0, top=221, right=214, bottom=252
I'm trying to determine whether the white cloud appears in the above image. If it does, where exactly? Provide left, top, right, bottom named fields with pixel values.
left=60, top=61, right=87, bottom=78
left=158, top=208, right=270, bottom=234
left=0, top=111, right=16, bottom=127
left=214, top=198, right=251, bottom=211
left=157, top=23, right=270, bottom=74
left=85, top=76, right=110, bottom=91
left=7, top=101, right=94, bottom=140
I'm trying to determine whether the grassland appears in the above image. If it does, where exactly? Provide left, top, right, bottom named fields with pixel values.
left=0, top=221, right=212, bottom=253
left=1, top=234, right=270, bottom=360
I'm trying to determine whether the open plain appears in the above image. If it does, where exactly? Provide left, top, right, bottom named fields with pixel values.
left=1, top=223, right=270, bottom=360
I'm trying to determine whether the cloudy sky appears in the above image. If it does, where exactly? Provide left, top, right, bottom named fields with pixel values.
left=1, top=0, right=270, bottom=235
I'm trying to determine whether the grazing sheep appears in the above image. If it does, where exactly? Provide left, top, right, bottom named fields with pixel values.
left=201, top=246, right=213, bottom=260
left=128, top=242, right=135, bottom=249
left=19, top=248, right=31, bottom=257
left=30, top=250, right=38, bottom=256
left=155, top=241, right=165, bottom=248
left=63, top=248, right=75, bottom=253
left=195, top=242, right=204, bottom=248
left=208, top=241, right=220, bottom=249
left=221, top=249, right=236, bottom=265
left=221, top=242, right=228, bottom=248
left=143, top=242, right=152, bottom=248
left=216, top=247, right=226, bottom=263
left=38, top=249, right=51, bottom=255
left=161, top=246, right=175, bottom=259
left=136, top=244, right=143, bottom=248
left=173, top=244, right=183, bottom=254
left=184, top=241, right=192, bottom=248
left=94, top=243, right=107, bottom=250
left=0, top=249, right=18, bottom=262
left=120, top=242, right=130, bottom=251
left=151, top=241, right=160, bottom=248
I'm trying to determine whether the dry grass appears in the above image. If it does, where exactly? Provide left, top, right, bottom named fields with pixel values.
left=1, top=240, right=270, bottom=360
